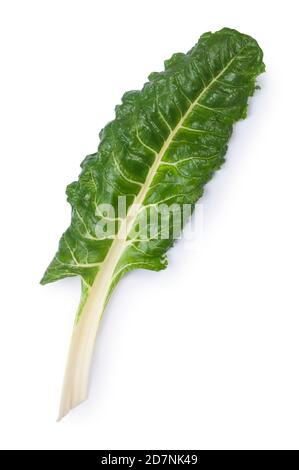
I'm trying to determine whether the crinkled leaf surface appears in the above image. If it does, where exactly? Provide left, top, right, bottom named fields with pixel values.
left=42, top=28, right=264, bottom=299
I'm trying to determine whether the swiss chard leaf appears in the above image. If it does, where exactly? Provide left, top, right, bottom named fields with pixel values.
left=41, top=28, right=265, bottom=419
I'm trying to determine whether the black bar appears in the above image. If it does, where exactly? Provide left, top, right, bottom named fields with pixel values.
left=1, top=450, right=299, bottom=466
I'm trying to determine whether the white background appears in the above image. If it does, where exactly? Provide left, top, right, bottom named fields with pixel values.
left=0, top=0, right=298, bottom=450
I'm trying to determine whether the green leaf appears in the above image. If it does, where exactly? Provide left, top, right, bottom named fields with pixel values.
left=41, top=28, right=265, bottom=419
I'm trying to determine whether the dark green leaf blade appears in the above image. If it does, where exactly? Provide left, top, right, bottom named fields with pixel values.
left=41, top=28, right=264, bottom=294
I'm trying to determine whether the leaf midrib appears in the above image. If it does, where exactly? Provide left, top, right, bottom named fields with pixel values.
left=58, top=42, right=250, bottom=420
left=87, top=46, right=245, bottom=294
